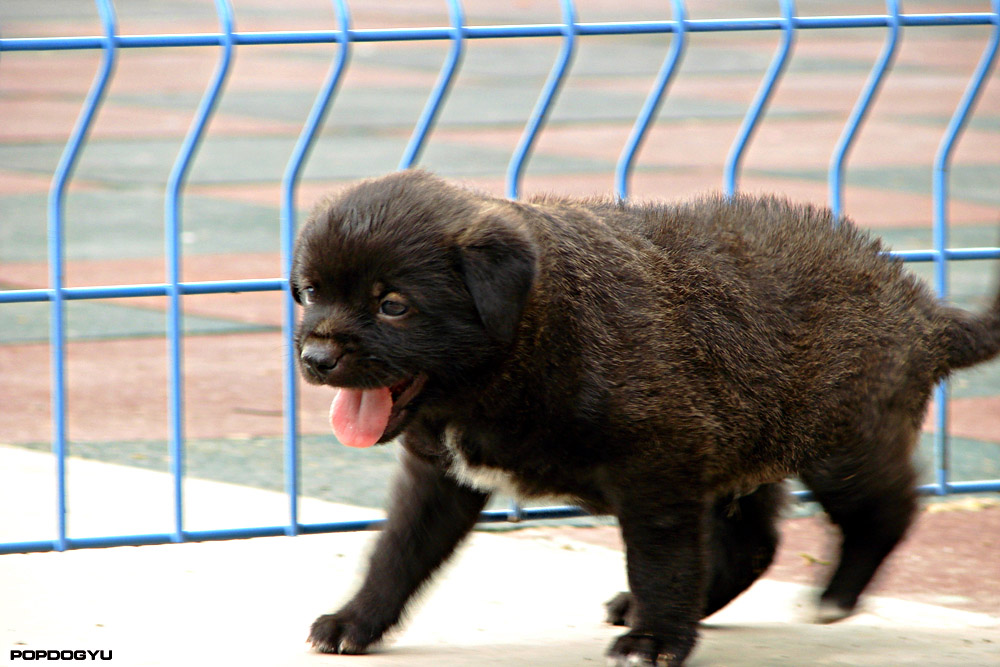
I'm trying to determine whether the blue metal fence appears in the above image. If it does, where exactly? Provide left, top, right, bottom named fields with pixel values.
left=1, top=1, right=998, bottom=555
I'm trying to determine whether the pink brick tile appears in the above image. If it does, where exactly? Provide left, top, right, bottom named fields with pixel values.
left=791, top=34, right=998, bottom=72
left=0, top=50, right=215, bottom=97
left=925, top=396, right=1000, bottom=444
left=0, top=170, right=103, bottom=195
left=0, top=170, right=53, bottom=195
left=431, top=118, right=999, bottom=172
left=0, top=333, right=336, bottom=443
left=457, top=169, right=995, bottom=231
left=187, top=180, right=367, bottom=211
left=728, top=176, right=997, bottom=230
left=0, top=97, right=298, bottom=142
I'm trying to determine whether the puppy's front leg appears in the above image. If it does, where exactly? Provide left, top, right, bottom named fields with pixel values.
left=309, top=450, right=489, bottom=654
left=608, top=496, right=708, bottom=667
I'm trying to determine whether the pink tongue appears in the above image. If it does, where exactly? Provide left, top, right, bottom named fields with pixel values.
left=329, top=387, right=394, bottom=448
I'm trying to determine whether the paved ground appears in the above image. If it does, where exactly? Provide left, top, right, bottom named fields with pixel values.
left=1, top=1, right=999, bottom=665
left=1, top=446, right=998, bottom=667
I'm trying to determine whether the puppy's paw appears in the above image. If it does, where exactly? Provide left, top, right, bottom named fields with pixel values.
left=308, top=611, right=382, bottom=655
left=606, top=631, right=684, bottom=667
left=604, top=591, right=635, bottom=627
left=814, top=598, right=857, bottom=624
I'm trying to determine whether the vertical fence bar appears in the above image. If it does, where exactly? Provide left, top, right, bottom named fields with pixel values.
left=164, top=0, right=236, bottom=540
left=930, top=0, right=1000, bottom=495
left=46, top=0, right=118, bottom=551
left=615, top=0, right=687, bottom=200
left=502, top=0, right=576, bottom=518
left=280, top=0, right=352, bottom=535
left=828, top=0, right=900, bottom=220
left=398, top=0, right=465, bottom=170
left=505, top=0, right=578, bottom=200
left=724, top=0, right=796, bottom=197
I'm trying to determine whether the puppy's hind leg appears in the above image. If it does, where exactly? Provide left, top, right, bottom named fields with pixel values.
left=801, top=426, right=918, bottom=623
left=309, top=450, right=489, bottom=654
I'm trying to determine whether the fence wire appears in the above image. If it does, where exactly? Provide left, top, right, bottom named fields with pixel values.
left=1, top=1, right=998, bottom=554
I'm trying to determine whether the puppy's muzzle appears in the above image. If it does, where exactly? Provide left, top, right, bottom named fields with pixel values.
left=300, top=340, right=347, bottom=382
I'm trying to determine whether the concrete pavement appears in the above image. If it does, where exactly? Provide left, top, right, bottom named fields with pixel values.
left=2, top=445, right=998, bottom=667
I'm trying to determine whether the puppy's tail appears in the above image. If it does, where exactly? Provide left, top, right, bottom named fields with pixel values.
left=940, top=279, right=1000, bottom=372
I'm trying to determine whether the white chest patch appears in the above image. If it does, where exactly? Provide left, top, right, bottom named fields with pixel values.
left=442, top=425, right=524, bottom=498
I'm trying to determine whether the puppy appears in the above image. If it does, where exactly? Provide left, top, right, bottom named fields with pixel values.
left=291, top=170, right=1000, bottom=666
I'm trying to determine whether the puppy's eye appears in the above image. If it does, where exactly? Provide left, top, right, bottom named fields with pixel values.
left=378, top=293, right=410, bottom=318
left=299, top=286, right=317, bottom=305
left=380, top=300, right=408, bottom=317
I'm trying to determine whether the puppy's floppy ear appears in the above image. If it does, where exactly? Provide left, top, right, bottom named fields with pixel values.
left=458, top=213, right=537, bottom=345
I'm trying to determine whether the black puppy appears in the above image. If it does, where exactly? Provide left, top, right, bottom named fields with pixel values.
left=291, top=170, right=1000, bottom=666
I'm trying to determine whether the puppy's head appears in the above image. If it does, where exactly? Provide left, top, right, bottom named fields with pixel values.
left=291, top=170, right=537, bottom=446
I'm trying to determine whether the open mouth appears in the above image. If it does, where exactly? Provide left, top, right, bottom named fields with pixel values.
left=328, top=373, right=428, bottom=448
left=384, top=373, right=428, bottom=437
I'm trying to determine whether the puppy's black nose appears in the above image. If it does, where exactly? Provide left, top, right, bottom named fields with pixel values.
left=300, top=341, right=344, bottom=378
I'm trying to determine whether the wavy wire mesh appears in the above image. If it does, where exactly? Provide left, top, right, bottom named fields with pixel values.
left=0, top=1, right=998, bottom=554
